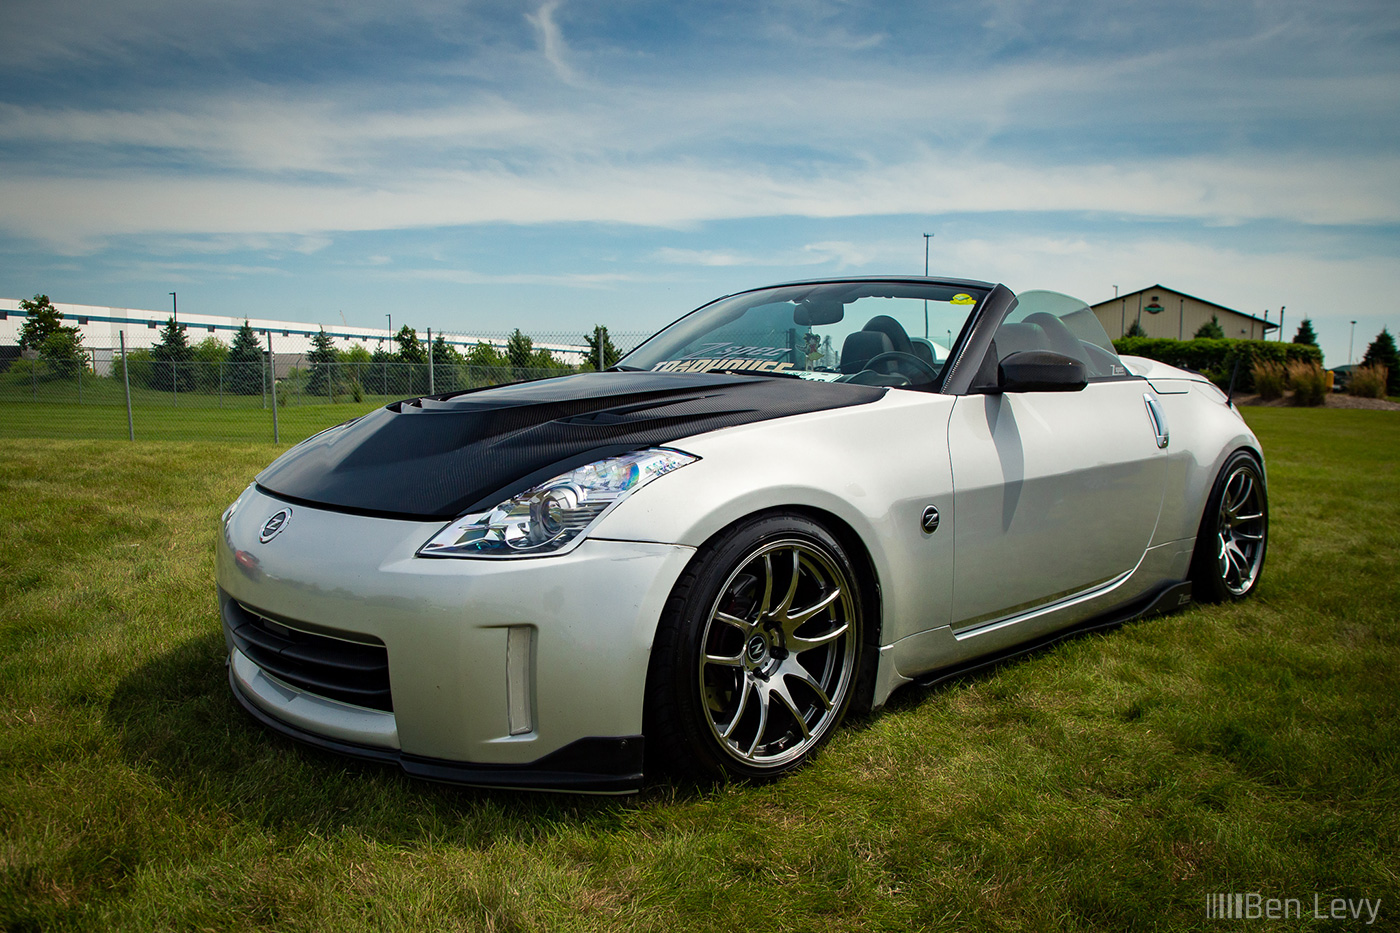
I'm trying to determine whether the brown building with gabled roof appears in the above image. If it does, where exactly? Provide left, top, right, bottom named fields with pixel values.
left=1091, top=285, right=1279, bottom=341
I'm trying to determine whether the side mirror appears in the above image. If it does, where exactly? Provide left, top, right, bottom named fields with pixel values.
left=998, top=350, right=1088, bottom=393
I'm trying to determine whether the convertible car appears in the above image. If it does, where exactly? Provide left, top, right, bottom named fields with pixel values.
left=216, top=277, right=1267, bottom=792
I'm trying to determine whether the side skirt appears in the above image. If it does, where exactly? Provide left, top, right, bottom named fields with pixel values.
left=912, top=580, right=1193, bottom=691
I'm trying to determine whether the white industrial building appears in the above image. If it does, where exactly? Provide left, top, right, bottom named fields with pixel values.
left=0, top=297, right=587, bottom=376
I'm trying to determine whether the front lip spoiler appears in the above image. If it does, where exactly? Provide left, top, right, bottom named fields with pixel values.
left=228, top=667, right=644, bottom=794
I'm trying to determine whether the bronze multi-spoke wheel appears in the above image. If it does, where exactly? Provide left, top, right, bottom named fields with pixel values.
left=646, top=514, right=864, bottom=779
left=1191, top=451, right=1268, bottom=602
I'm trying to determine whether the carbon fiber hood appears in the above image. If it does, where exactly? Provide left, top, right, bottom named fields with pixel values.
left=255, top=371, right=885, bottom=519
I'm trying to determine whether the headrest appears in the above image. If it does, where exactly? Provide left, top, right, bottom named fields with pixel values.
left=862, top=315, right=914, bottom=353
left=840, top=331, right=893, bottom=374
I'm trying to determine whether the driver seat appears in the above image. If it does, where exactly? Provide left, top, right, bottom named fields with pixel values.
left=839, top=331, right=893, bottom=374
left=862, top=315, right=935, bottom=368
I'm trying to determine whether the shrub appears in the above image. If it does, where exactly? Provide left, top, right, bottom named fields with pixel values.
left=1348, top=364, right=1389, bottom=399
left=1113, top=337, right=1323, bottom=393
left=1252, top=360, right=1286, bottom=400
left=1287, top=361, right=1328, bottom=406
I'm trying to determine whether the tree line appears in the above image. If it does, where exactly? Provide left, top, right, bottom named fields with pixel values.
left=9, top=295, right=627, bottom=398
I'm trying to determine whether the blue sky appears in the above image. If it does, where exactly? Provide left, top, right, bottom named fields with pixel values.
left=2, top=0, right=1397, bottom=363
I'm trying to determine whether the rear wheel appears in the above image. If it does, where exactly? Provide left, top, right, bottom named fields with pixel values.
left=645, top=514, right=863, bottom=780
left=1190, top=451, right=1268, bottom=601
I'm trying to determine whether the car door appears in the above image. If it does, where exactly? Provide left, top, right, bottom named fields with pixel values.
left=945, top=292, right=1168, bottom=630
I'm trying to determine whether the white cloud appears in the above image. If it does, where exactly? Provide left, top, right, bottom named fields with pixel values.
left=653, top=240, right=892, bottom=269
left=6, top=148, right=1396, bottom=254
left=526, top=0, right=584, bottom=86
left=377, top=267, right=646, bottom=287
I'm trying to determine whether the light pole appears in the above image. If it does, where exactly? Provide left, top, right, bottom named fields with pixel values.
left=922, top=233, right=933, bottom=337
left=170, top=291, right=177, bottom=324
left=1349, top=320, right=1357, bottom=366
left=1278, top=305, right=1285, bottom=342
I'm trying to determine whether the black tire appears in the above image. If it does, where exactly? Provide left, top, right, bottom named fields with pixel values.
left=645, top=513, right=864, bottom=780
left=1190, top=450, right=1268, bottom=602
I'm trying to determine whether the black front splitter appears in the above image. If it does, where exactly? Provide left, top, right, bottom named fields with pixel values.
left=228, top=667, right=644, bottom=794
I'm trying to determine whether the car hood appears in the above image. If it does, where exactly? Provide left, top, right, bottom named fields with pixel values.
left=255, top=371, right=885, bottom=519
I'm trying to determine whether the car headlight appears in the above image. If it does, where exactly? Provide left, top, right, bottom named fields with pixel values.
left=418, top=448, right=699, bottom=558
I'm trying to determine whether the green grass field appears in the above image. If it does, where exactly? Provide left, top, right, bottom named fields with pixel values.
left=0, top=399, right=377, bottom=444
left=0, top=376, right=388, bottom=445
left=1, top=408, right=1396, bottom=931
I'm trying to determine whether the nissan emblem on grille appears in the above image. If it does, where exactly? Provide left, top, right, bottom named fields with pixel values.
left=259, top=508, right=292, bottom=543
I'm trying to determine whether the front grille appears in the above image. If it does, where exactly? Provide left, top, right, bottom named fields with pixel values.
left=223, top=598, right=392, bottom=711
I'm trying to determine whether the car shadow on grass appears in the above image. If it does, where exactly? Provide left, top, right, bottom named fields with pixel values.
left=104, top=599, right=1157, bottom=838
left=105, top=632, right=717, bottom=845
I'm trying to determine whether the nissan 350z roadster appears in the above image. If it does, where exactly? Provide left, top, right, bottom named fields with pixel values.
left=216, top=277, right=1267, bottom=792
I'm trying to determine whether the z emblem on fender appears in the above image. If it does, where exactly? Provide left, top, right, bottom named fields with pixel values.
left=259, top=508, right=292, bottom=543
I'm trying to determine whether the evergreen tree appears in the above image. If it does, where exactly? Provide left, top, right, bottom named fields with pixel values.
left=583, top=326, right=621, bottom=371
left=1193, top=314, right=1225, bottom=339
left=506, top=329, right=534, bottom=376
left=392, top=326, right=426, bottom=393
left=431, top=334, right=463, bottom=366
left=307, top=328, right=339, bottom=398
left=1361, top=327, right=1400, bottom=395
left=149, top=316, right=194, bottom=392
left=17, top=294, right=85, bottom=363
left=429, top=335, right=464, bottom=392
left=1291, top=318, right=1318, bottom=345
left=368, top=346, right=397, bottom=397
left=228, top=321, right=264, bottom=395
left=1125, top=319, right=1147, bottom=338
left=394, top=326, right=425, bottom=363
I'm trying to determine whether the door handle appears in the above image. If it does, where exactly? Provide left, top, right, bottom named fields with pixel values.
left=1143, top=394, right=1169, bottom=448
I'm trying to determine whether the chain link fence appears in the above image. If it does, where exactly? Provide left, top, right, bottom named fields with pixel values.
left=0, top=327, right=652, bottom=445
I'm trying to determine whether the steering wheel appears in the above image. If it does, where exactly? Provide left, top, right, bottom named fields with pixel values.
left=863, top=350, right=939, bottom=384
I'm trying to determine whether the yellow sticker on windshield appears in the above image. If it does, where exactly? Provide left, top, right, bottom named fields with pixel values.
left=951, top=293, right=976, bottom=305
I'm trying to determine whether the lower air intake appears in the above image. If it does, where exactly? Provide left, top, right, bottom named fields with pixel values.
left=222, top=595, right=392, bottom=712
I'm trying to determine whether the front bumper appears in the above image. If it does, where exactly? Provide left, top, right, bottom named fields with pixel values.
left=227, top=659, right=645, bottom=792
left=216, top=484, right=695, bottom=792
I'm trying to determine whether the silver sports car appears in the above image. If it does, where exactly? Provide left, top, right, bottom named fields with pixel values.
left=216, top=277, right=1267, bottom=792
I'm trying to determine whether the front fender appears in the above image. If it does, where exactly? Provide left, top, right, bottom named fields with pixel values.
left=593, top=391, right=959, bottom=647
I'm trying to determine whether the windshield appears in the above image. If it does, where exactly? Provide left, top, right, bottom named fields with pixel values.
left=620, top=281, right=990, bottom=390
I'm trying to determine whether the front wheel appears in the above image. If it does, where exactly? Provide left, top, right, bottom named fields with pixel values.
left=645, top=514, right=863, bottom=780
left=1190, top=451, right=1268, bottom=601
